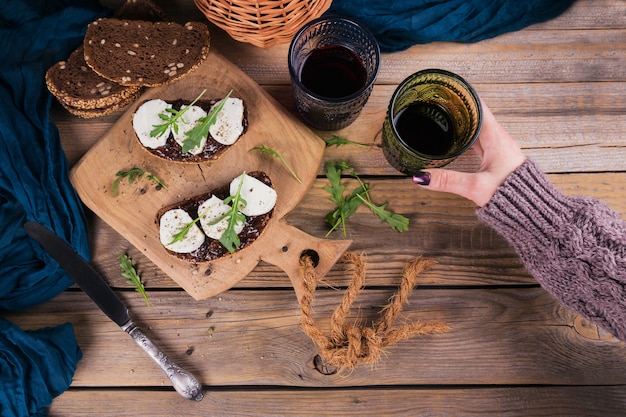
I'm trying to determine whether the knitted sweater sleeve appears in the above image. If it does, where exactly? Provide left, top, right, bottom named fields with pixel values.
left=476, top=159, right=626, bottom=340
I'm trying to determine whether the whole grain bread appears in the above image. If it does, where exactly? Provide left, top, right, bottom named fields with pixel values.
left=59, top=88, right=143, bottom=119
left=84, top=19, right=210, bottom=87
left=45, top=0, right=167, bottom=117
left=46, top=47, right=142, bottom=110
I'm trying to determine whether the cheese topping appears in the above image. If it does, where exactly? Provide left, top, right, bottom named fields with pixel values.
left=159, top=208, right=205, bottom=253
left=172, top=104, right=207, bottom=155
left=209, top=97, right=245, bottom=145
left=198, top=195, right=245, bottom=239
left=230, top=173, right=277, bottom=216
left=133, top=99, right=172, bottom=149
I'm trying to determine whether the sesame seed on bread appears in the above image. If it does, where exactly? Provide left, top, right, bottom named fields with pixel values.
left=59, top=88, right=143, bottom=119
left=83, top=19, right=210, bottom=88
left=46, top=47, right=142, bottom=110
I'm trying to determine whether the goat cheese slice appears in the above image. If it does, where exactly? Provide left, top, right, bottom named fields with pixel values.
left=209, top=97, right=245, bottom=145
left=159, top=208, right=205, bottom=253
left=173, top=105, right=208, bottom=155
left=198, top=195, right=245, bottom=240
left=230, top=173, right=277, bottom=216
left=133, top=99, right=172, bottom=149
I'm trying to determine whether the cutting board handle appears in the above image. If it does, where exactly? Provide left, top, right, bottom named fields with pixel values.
left=261, top=220, right=352, bottom=304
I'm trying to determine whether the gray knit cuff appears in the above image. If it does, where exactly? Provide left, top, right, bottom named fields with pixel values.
left=476, top=158, right=580, bottom=249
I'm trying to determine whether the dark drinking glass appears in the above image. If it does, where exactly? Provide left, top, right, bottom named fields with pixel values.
left=382, top=69, right=482, bottom=174
left=288, top=16, right=380, bottom=131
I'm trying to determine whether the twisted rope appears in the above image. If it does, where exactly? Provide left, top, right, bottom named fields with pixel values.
left=299, top=252, right=449, bottom=370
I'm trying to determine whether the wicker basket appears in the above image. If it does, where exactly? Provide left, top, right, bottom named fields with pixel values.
left=194, top=0, right=333, bottom=48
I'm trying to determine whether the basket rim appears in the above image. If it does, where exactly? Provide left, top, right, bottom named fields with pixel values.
left=194, top=0, right=334, bottom=48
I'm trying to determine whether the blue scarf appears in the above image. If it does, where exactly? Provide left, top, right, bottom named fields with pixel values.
left=328, top=0, right=576, bottom=52
left=0, top=1, right=108, bottom=415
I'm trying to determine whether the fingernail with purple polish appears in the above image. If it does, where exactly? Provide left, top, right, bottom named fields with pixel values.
left=412, top=172, right=431, bottom=186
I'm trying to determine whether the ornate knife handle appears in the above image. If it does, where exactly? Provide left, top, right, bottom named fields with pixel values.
left=122, top=321, right=204, bottom=401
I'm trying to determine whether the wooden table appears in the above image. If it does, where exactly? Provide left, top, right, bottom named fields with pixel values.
left=7, top=0, right=626, bottom=415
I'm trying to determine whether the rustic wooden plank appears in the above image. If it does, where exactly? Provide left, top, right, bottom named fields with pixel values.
left=80, top=171, right=626, bottom=289
left=208, top=31, right=626, bottom=86
left=101, top=0, right=626, bottom=32
left=48, top=386, right=626, bottom=417
left=55, top=84, right=626, bottom=174
left=95, top=19, right=621, bottom=87
left=97, top=0, right=626, bottom=87
left=528, top=0, right=626, bottom=30
left=6, top=289, right=625, bottom=388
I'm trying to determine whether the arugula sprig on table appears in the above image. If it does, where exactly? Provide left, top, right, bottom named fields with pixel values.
left=181, top=90, right=232, bottom=153
left=324, top=161, right=409, bottom=237
left=119, top=254, right=150, bottom=307
left=250, top=144, right=302, bottom=184
left=113, top=167, right=167, bottom=196
left=150, top=89, right=207, bottom=138
left=324, top=135, right=368, bottom=148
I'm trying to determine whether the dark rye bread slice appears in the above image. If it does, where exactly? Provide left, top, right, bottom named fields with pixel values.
left=84, top=19, right=210, bottom=87
left=45, top=0, right=166, bottom=116
left=46, top=47, right=143, bottom=110
left=60, top=88, right=143, bottom=119
left=136, top=97, right=248, bottom=163
left=156, top=171, right=273, bottom=262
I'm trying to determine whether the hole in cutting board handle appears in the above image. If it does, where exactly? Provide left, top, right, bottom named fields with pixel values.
left=300, top=249, right=320, bottom=267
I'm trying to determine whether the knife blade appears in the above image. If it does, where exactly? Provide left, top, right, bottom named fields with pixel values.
left=24, top=221, right=203, bottom=401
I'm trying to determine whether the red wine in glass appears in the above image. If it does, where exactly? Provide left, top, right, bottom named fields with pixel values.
left=300, top=45, right=367, bottom=99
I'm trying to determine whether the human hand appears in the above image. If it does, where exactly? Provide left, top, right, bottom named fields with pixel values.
left=412, top=100, right=526, bottom=207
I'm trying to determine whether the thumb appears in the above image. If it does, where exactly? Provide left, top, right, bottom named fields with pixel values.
left=413, top=168, right=475, bottom=200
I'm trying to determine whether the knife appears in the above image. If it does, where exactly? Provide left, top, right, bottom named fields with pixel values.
left=23, top=221, right=203, bottom=401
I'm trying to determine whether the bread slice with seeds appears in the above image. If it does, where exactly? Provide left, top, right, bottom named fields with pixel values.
left=59, top=88, right=143, bottom=119
left=83, top=19, right=210, bottom=87
left=46, top=46, right=143, bottom=111
left=45, top=0, right=167, bottom=117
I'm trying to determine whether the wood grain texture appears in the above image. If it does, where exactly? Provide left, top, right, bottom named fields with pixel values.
left=22, top=0, right=626, bottom=415
left=6, top=289, right=623, bottom=388
left=48, top=386, right=626, bottom=417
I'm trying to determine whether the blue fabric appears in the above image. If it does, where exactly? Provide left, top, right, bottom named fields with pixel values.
left=0, top=0, right=108, bottom=415
left=328, top=0, right=577, bottom=52
left=0, top=320, right=82, bottom=417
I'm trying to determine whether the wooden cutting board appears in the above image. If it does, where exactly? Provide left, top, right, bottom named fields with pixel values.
left=70, top=48, right=351, bottom=302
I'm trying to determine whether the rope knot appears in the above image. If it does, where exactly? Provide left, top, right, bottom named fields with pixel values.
left=299, top=252, right=449, bottom=371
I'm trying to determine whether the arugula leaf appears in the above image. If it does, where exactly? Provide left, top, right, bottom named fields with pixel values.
left=113, top=167, right=167, bottom=196
left=250, top=144, right=302, bottom=183
left=168, top=211, right=204, bottom=246
left=215, top=173, right=248, bottom=253
left=324, top=135, right=367, bottom=148
left=119, top=254, right=150, bottom=307
left=323, top=160, right=346, bottom=206
left=324, top=161, right=358, bottom=237
left=356, top=194, right=409, bottom=232
left=150, top=89, right=207, bottom=138
left=325, top=183, right=369, bottom=237
left=323, top=161, right=409, bottom=236
left=182, top=90, right=232, bottom=154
